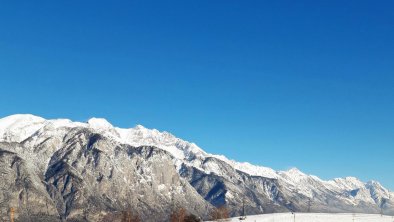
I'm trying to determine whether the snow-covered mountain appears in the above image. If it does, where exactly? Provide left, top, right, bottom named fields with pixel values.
left=0, top=114, right=393, bottom=221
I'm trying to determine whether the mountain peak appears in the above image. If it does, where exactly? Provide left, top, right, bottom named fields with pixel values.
left=282, top=167, right=305, bottom=176
left=87, top=117, right=113, bottom=129
left=367, top=180, right=381, bottom=186
left=0, top=114, right=47, bottom=142
left=0, top=114, right=45, bottom=125
left=134, top=124, right=146, bottom=129
left=288, top=167, right=301, bottom=173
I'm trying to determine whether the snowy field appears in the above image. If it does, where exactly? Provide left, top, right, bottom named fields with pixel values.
left=207, top=213, right=394, bottom=222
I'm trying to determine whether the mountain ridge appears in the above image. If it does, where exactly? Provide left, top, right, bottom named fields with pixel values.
left=0, top=114, right=393, bottom=221
left=0, top=114, right=388, bottom=189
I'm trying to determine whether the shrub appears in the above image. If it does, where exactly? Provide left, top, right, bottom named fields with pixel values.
left=184, top=214, right=201, bottom=222
left=170, top=208, right=187, bottom=222
left=100, top=210, right=140, bottom=222
left=210, top=206, right=229, bottom=220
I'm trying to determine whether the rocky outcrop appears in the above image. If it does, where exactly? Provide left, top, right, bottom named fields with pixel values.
left=0, top=143, right=59, bottom=222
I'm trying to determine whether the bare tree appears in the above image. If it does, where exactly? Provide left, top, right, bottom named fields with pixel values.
left=307, top=198, right=311, bottom=213
left=210, top=206, right=229, bottom=221
left=184, top=214, right=201, bottom=222
left=100, top=209, right=141, bottom=222
left=170, top=207, right=187, bottom=222
left=122, top=210, right=141, bottom=222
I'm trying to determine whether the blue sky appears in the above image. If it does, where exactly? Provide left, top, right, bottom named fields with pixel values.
left=1, top=1, right=393, bottom=189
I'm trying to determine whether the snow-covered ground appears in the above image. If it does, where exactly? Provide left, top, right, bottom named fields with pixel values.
left=207, top=213, right=394, bottom=222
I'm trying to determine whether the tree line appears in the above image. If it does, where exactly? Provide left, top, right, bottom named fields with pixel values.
left=100, top=206, right=230, bottom=222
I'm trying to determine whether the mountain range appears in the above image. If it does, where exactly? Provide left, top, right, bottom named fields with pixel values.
left=0, top=114, right=393, bottom=221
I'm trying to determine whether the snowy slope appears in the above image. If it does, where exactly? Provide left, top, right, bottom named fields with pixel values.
left=207, top=213, right=394, bottom=222
left=0, top=114, right=46, bottom=142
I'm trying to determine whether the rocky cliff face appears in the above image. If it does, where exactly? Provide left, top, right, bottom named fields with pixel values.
left=0, top=143, right=59, bottom=222
left=0, top=114, right=393, bottom=221
left=0, top=125, right=212, bottom=221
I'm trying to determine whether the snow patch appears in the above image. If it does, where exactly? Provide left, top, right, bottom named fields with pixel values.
left=206, top=213, right=394, bottom=222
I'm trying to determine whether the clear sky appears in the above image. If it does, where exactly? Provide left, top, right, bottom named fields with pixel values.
left=1, top=1, right=393, bottom=189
